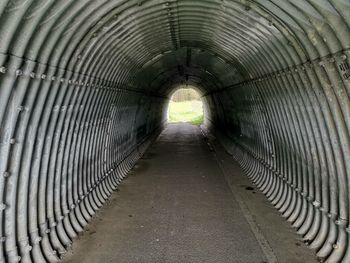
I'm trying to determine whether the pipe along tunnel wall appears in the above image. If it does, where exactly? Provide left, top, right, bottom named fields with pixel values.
left=0, top=0, right=349, bottom=262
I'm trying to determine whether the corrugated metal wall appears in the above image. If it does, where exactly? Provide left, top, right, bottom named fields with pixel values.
left=0, top=1, right=349, bottom=262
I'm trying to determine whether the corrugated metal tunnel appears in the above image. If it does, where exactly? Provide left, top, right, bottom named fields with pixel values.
left=0, top=0, right=350, bottom=262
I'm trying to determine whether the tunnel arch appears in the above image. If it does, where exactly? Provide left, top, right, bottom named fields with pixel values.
left=0, top=1, right=350, bottom=262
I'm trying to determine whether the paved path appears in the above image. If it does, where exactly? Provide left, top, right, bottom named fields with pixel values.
left=63, top=123, right=317, bottom=263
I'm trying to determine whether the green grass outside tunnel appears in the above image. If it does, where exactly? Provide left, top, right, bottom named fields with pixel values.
left=168, top=100, right=204, bottom=126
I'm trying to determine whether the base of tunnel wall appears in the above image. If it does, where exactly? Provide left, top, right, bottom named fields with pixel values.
left=52, top=124, right=165, bottom=263
left=201, top=124, right=326, bottom=261
left=204, top=124, right=350, bottom=262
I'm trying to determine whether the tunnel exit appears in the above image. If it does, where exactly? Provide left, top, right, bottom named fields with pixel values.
left=167, top=86, right=204, bottom=125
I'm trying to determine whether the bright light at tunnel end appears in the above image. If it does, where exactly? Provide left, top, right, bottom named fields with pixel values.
left=167, top=86, right=204, bottom=126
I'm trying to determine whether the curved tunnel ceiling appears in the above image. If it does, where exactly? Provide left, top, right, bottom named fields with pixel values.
left=0, top=0, right=350, bottom=262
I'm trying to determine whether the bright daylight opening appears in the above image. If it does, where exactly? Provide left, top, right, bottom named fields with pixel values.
left=167, top=86, right=204, bottom=125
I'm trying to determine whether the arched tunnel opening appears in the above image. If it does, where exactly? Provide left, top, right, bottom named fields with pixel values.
left=0, top=0, right=350, bottom=262
left=167, top=86, right=204, bottom=125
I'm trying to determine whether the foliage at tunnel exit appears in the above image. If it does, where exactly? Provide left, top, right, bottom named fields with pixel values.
left=168, top=100, right=204, bottom=126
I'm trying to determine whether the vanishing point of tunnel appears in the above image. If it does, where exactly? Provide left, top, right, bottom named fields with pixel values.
left=0, top=0, right=350, bottom=263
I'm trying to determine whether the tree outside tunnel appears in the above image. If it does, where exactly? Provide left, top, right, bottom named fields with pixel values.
left=167, top=86, right=204, bottom=125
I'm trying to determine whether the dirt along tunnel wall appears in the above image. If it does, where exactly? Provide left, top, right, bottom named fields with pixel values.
left=0, top=1, right=350, bottom=262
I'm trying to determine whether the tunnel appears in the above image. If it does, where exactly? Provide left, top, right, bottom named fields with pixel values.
left=0, top=0, right=350, bottom=262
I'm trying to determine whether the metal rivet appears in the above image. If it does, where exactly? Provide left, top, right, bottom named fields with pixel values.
left=45, top=229, right=50, bottom=234
left=35, top=237, right=42, bottom=244
left=16, top=70, right=23, bottom=76
left=30, top=72, right=36, bottom=78
left=312, top=201, right=320, bottom=207
left=0, top=203, right=7, bottom=210
left=41, top=74, right=46, bottom=80
left=10, top=138, right=16, bottom=144
left=0, top=66, right=7, bottom=74
left=340, top=54, right=347, bottom=61
left=3, top=171, right=10, bottom=178
left=0, top=237, right=6, bottom=242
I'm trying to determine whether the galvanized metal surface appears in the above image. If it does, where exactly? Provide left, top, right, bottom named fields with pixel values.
left=0, top=0, right=349, bottom=262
